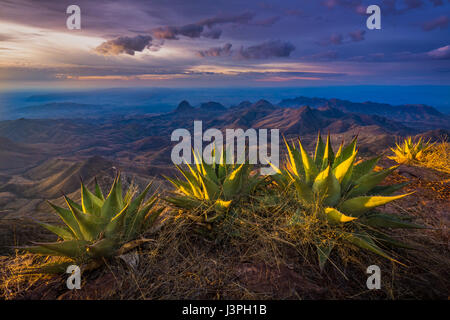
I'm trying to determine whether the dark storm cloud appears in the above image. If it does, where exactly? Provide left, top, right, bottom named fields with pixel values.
left=202, top=28, right=222, bottom=39
left=422, top=15, right=449, bottom=31
left=236, top=40, right=295, bottom=59
left=152, top=12, right=256, bottom=40
left=95, top=11, right=259, bottom=55
left=198, top=40, right=296, bottom=60
left=153, top=24, right=204, bottom=40
left=197, top=43, right=232, bottom=57
left=95, top=35, right=153, bottom=56
left=198, top=12, right=255, bottom=28
left=250, top=16, right=281, bottom=26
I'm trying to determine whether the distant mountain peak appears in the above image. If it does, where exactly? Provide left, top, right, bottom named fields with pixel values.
left=175, top=100, right=194, bottom=113
left=253, top=99, right=273, bottom=107
left=238, top=101, right=252, bottom=108
left=298, top=105, right=313, bottom=112
left=278, top=96, right=449, bottom=130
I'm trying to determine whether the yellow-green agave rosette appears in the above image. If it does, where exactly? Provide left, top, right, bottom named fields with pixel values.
left=271, top=132, right=425, bottom=270
left=19, top=173, right=162, bottom=273
left=165, top=147, right=262, bottom=226
left=388, top=136, right=434, bottom=164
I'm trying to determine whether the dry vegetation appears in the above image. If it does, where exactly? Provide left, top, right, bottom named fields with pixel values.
left=419, top=141, right=450, bottom=174
left=0, top=141, right=449, bottom=300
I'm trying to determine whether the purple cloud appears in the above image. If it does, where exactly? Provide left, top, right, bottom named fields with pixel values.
left=152, top=12, right=256, bottom=40
left=349, top=30, right=366, bottom=42
left=202, top=28, right=223, bottom=39
left=251, top=16, right=281, bottom=26
left=323, top=0, right=363, bottom=9
left=236, top=40, right=295, bottom=59
left=96, top=12, right=257, bottom=55
left=94, top=35, right=153, bottom=56
left=427, top=45, right=450, bottom=59
left=198, top=12, right=255, bottom=28
left=422, top=15, right=449, bottom=31
left=197, top=43, right=233, bottom=57
left=153, top=24, right=204, bottom=40
left=320, top=33, right=344, bottom=46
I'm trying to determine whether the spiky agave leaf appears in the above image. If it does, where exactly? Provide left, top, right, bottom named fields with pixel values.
left=165, top=147, right=262, bottom=227
left=273, top=132, right=423, bottom=270
left=388, top=136, right=434, bottom=164
left=20, top=173, right=161, bottom=272
left=338, top=193, right=413, bottom=217
left=317, top=243, right=335, bottom=271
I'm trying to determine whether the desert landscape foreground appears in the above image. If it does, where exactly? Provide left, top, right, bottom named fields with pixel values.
left=0, top=96, right=448, bottom=299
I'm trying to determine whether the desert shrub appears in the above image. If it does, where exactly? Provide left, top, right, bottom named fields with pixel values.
left=388, top=136, right=434, bottom=164
left=269, top=133, right=424, bottom=270
left=19, top=173, right=162, bottom=273
left=414, top=139, right=450, bottom=174
left=165, top=148, right=263, bottom=233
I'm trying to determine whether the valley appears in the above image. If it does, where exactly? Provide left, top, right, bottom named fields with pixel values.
left=0, top=95, right=448, bottom=243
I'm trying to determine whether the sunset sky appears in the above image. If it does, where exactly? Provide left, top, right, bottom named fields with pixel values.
left=0, top=0, right=449, bottom=88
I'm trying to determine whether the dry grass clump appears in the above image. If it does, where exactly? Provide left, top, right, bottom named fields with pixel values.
left=418, top=140, right=450, bottom=174
left=1, top=181, right=448, bottom=300
left=0, top=253, right=70, bottom=299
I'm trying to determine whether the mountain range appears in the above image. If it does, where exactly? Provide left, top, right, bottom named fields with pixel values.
left=0, top=95, right=448, bottom=220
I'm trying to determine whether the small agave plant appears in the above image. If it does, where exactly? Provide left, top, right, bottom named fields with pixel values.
left=388, top=136, right=434, bottom=164
left=270, top=132, right=424, bottom=270
left=165, top=148, right=262, bottom=227
left=20, top=173, right=162, bottom=273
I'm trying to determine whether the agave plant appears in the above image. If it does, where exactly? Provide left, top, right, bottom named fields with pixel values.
left=165, top=148, right=262, bottom=226
left=270, top=132, right=424, bottom=270
left=20, top=173, right=162, bottom=273
left=388, top=136, right=434, bottom=164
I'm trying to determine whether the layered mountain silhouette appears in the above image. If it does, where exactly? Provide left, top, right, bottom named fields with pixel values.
left=0, top=95, right=447, bottom=220
left=0, top=96, right=446, bottom=152
left=279, top=96, right=449, bottom=130
left=175, top=100, right=195, bottom=113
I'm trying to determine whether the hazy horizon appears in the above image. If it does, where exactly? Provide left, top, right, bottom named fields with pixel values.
left=1, top=86, right=449, bottom=119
